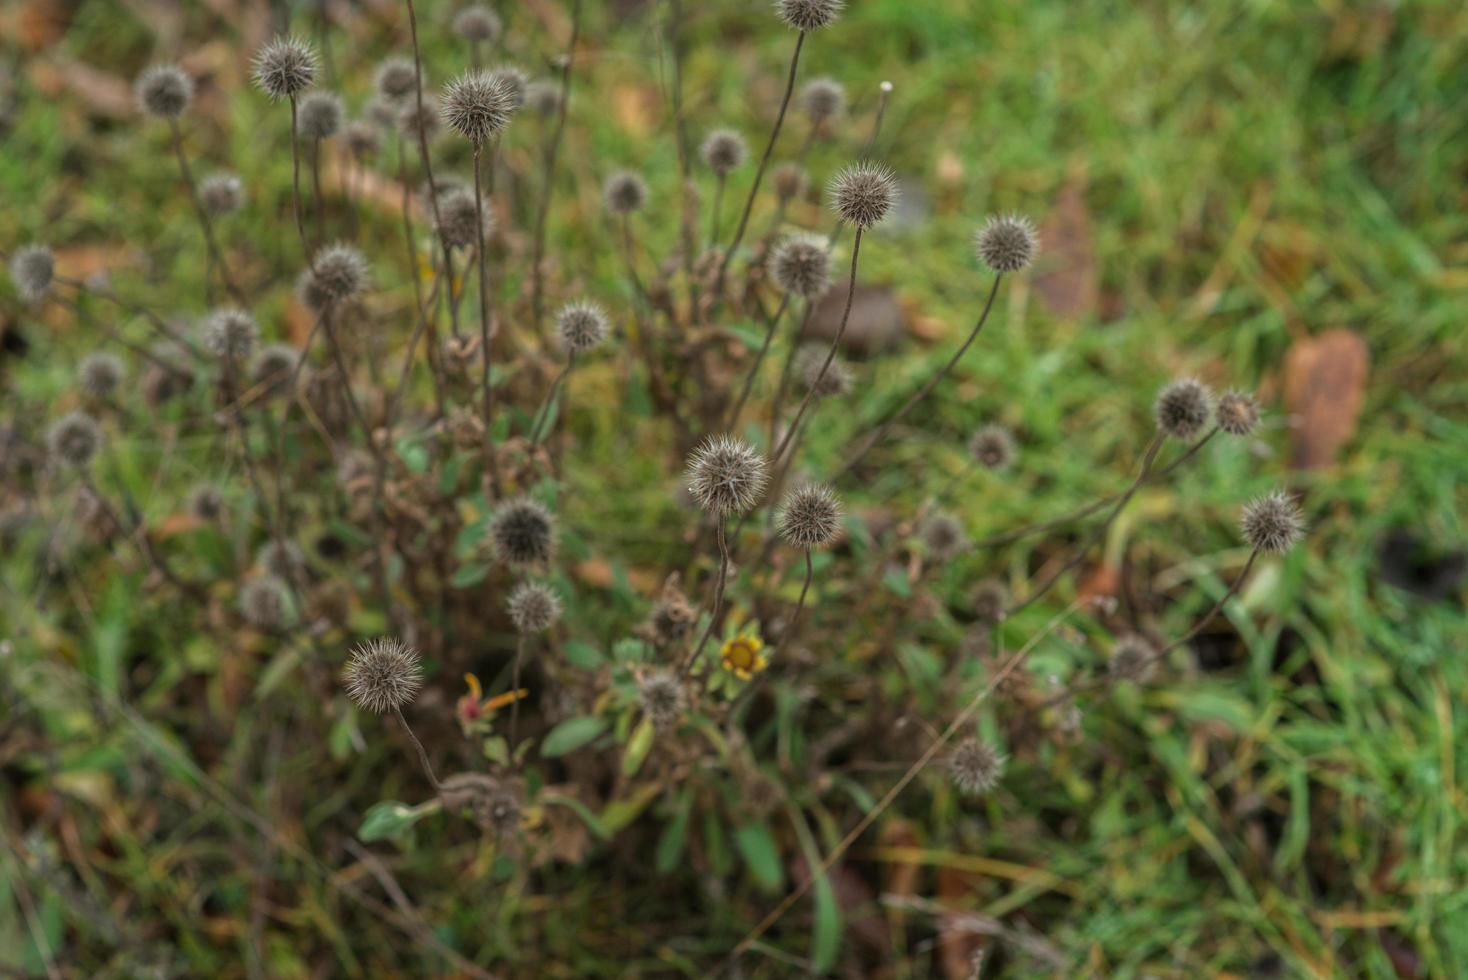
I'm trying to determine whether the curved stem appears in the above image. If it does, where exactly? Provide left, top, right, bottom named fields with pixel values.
left=167, top=118, right=245, bottom=306
left=472, top=144, right=502, bottom=497
left=510, top=635, right=527, bottom=748
left=725, top=293, right=791, bottom=431
left=393, top=707, right=441, bottom=791
left=528, top=357, right=574, bottom=447
left=682, top=518, right=730, bottom=677
left=530, top=0, right=582, bottom=336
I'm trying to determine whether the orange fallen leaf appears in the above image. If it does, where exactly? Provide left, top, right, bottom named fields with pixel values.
left=1283, top=328, right=1369, bottom=469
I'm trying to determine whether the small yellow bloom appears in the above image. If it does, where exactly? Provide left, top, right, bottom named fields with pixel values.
left=720, top=634, right=768, bottom=681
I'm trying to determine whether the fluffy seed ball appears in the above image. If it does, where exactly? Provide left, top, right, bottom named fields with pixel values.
left=800, top=77, right=846, bottom=123
left=775, top=0, right=844, bottom=31
left=240, top=577, right=290, bottom=629
left=344, top=637, right=423, bottom=714
left=525, top=80, right=562, bottom=117
left=48, top=411, right=102, bottom=467
left=453, top=5, right=503, bottom=42
left=252, top=344, right=298, bottom=397
left=1109, top=634, right=1157, bottom=683
left=199, top=173, right=244, bottom=216
left=202, top=308, right=259, bottom=361
left=1154, top=377, right=1213, bottom=440
left=968, top=424, right=1016, bottom=471
left=773, top=162, right=808, bottom=202
left=508, top=582, right=563, bottom=634
left=135, top=65, right=193, bottom=119
left=686, top=435, right=769, bottom=516
left=1240, top=492, right=1306, bottom=555
left=637, top=669, right=688, bottom=732
left=436, top=188, right=492, bottom=249
left=921, top=512, right=969, bottom=560
left=491, top=497, right=556, bottom=567
left=770, top=235, right=831, bottom=297
left=398, top=98, right=441, bottom=139
left=829, top=162, right=897, bottom=229
left=777, top=484, right=843, bottom=550
left=1217, top=389, right=1260, bottom=437
left=298, top=91, right=343, bottom=139
left=796, top=345, right=852, bottom=398
left=975, top=214, right=1038, bottom=273
left=78, top=353, right=124, bottom=399
left=487, top=66, right=528, bottom=110
left=344, top=120, right=381, bottom=158
left=298, top=244, right=369, bottom=313
left=972, top=579, right=1008, bottom=624
left=555, top=301, right=610, bottom=355
left=252, top=36, right=318, bottom=101
left=946, top=738, right=1006, bottom=796
left=440, top=70, right=517, bottom=144
left=374, top=58, right=418, bottom=103
left=648, top=582, right=697, bottom=646
left=10, top=245, right=54, bottom=303
left=603, top=171, right=648, bottom=215
left=701, top=129, right=748, bottom=177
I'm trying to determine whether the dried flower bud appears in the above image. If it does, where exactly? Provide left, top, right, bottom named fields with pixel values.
left=199, top=173, right=245, bottom=216
left=772, top=162, right=808, bottom=202
left=775, top=0, right=844, bottom=32
left=436, top=188, right=492, bottom=249
left=298, top=244, right=369, bottom=313
left=491, top=497, right=556, bottom=567
left=250, top=344, right=298, bottom=397
left=188, top=483, right=226, bottom=521
left=603, top=171, right=648, bottom=215
left=1154, top=377, right=1213, bottom=440
left=344, top=637, right=422, bottom=713
left=972, top=579, right=1007, bottom=624
left=1109, top=634, right=1157, bottom=683
left=487, top=65, right=528, bottom=110
left=398, top=97, right=441, bottom=139
left=555, top=301, right=610, bottom=355
left=439, top=773, right=521, bottom=836
left=78, top=353, right=124, bottom=399
left=298, top=91, right=343, bottom=139
left=685, top=434, right=769, bottom=516
left=1240, top=492, right=1305, bottom=555
left=777, top=483, right=843, bottom=550
left=257, top=539, right=305, bottom=579
left=968, top=424, right=1015, bottom=471
left=48, top=411, right=102, bottom=467
left=637, top=669, right=688, bottom=732
left=829, top=162, right=897, bottom=229
left=946, top=738, right=1005, bottom=795
left=252, top=36, right=318, bottom=101
left=1216, top=389, right=1260, bottom=437
left=453, top=5, right=503, bottom=43
left=701, top=129, right=748, bottom=176
left=135, top=65, right=193, bottom=118
left=770, top=235, right=831, bottom=297
left=974, top=214, right=1038, bottom=273
left=647, top=578, right=697, bottom=646
left=795, top=344, right=852, bottom=398
left=525, top=79, right=562, bottom=117
left=508, top=581, right=563, bottom=634
left=920, top=512, right=969, bottom=560
left=10, top=245, right=54, bottom=303
left=202, top=308, right=259, bottom=361
left=441, top=70, right=517, bottom=144
left=374, top=58, right=418, bottom=103
left=800, top=77, right=845, bottom=123
left=240, top=577, right=291, bottom=629
left=343, top=120, right=381, bottom=158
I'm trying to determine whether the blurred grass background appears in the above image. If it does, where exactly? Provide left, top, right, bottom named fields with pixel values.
left=2, top=0, right=1467, bottom=976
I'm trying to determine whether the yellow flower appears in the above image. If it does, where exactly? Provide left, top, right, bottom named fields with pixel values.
left=720, top=633, right=768, bottom=681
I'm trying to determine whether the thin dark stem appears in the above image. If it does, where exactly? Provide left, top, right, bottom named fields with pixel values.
left=388, top=140, right=447, bottom=425
left=472, top=145, right=502, bottom=498
left=289, top=97, right=312, bottom=266
left=55, top=277, right=203, bottom=361
left=167, top=118, right=246, bottom=306
left=528, top=357, right=574, bottom=448
left=664, top=0, right=698, bottom=314
left=310, top=138, right=326, bottom=247
left=530, top=0, right=582, bottom=337
left=725, top=293, right=792, bottom=431
left=510, top=635, right=526, bottom=747
left=766, top=302, right=815, bottom=450
left=682, top=518, right=730, bottom=677
left=708, top=175, right=725, bottom=248
left=393, top=707, right=441, bottom=791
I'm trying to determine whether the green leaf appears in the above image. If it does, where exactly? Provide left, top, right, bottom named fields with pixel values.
left=655, top=788, right=694, bottom=874
left=541, top=791, right=610, bottom=840
left=734, top=822, right=784, bottom=893
left=882, top=566, right=912, bottom=598
left=359, top=800, right=436, bottom=843
left=563, top=640, right=605, bottom=670
left=622, top=717, right=655, bottom=777
left=450, top=562, right=491, bottom=588
left=540, top=716, right=608, bottom=757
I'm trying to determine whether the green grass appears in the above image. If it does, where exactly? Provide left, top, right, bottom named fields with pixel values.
left=3, top=0, right=1467, bottom=976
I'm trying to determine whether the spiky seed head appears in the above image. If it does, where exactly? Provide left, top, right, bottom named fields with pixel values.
left=298, top=244, right=369, bottom=313
left=343, top=120, right=381, bottom=158
left=555, top=301, right=610, bottom=355
left=48, top=411, right=102, bottom=467
left=344, top=637, right=422, bottom=713
left=648, top=579, right=697, bottom=646
left=795, top=344, right=852, bottom=398
left=777, top=483, right=843, bottom=550
left=946, top=738, right=1006, bottom=795
left=774, top=0, right=844, bottom=31
left=453, top=5, right=503, bottom=42
left=240, top=577, right=290, bottom=629
left=10, top=245, right=54, bottom=303
left=374, top=58, right=418, bottom=103
left=1109, top=634, right=1157, bottom=683
left=487, top=66, right=529, bottom=110
left=525, top=80, right=562, bottom=117
left=686, top=435, right=769, bottom=516
left=78, top=353, right=124, bottom=399
left=439, top=773, right=521, bottom=835
left=637, top=669, right=688, bottom=732
left=143, top=345, right=195, bottom=405
left=508, top=582, right=563, bottom=634
left=972, top=579, right=1008, bottom=624
left=800, top=77, right=846, bottom=123
left=188, top=482, right=225, bottom=521
left=199, top=173, right=245, bottom=216
left=829, top=162, right=897, bottom=229
left=202, top=308, right=259, bottom=361
left=968, top=424, right=1016, bottom=471
left=1154, top=377, right=1213, bottom=440
left=975, top=214, right=1038, bottom=273
left=1217, top=389, right=1260, bottom=437
left=491, top=497, right=556, bottom=567
left=398, top=97, right=441, bottom=139
left=773, top=162, right=808, bottom=201
left=1240, top=492, right=1306, bottom=555
left=701, top=129, right=748, bottom=176
left=440, top=70, right=517, bottom=144
left=435, top=188, right=492, bottom=249
left=364, top=98, right=399, bottom=129
left=251, top=344, right=298, bottom=397
left=252, top=36, right=318, bottom=101
left=921, top=512, right=969, bottom=560
left=770, top=235, right=832, bottom=297
left=135, top=64, right=193, bottom=118
left=257, top=540, right=305, bottom=579
left=297, top=91, right=343, bottom=139
left=603, top=171, right=648, bottom=215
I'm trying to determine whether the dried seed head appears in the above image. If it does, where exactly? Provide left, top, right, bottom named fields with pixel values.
left=772, top=162, right=808, bottom=202
left=974, top=213, right=1038, bottom=273
left=78, top=353, right=124, bottom=399
left=1109, top=634, right=1157, bottom=683
left=648, top=578, right=697, bottom=646
left=920, top=512, right=969, bottom=560
left=686, top=435, right=769, bottom=516
left=344, top=637, right=423, bottom=713
left=48, top=411, right=102, bottom=467
left=508, top=581, right=563, bottom=634
left=487, top=65, right=529, bottom=110
left=796, top=344, right=852, bottom=398
left=252, top=36, right=318, bottom=101
left=10, top=245, right=54, bottom=303
left=251, top=344, right=298, bottom=397
left=439, top=773, right=521, bottom=835
left=775, top=0, right=844, bottom=31
left=257, top=539, right=305, bottom=579
left=777, top=483, right=843, bottom=550
left=364, top=98, right=399, bottom=129
left=603, top=171, right=648, bottom=215
left=829, top=162, right=897, bottom=229
left=135, top=64, right=193, bottom=118
left=972, top=579, right=1008, bottom=624
left=946, top=738, right=1006, bottom=795
left=343, top=120, right=381, bottom=158
left=555, top=301, right=610, bottom=355
left=1240, top=491, right=1306, bottom=555
left=770, top=235, right=831, bottom=297
left=701, top=129, right=748, bottom=176
left=298, top=90, right=343, bottom=139
left=491, top=497, right=556, bottom=567
left=142, top=344, right=195, bottom=405
left=525, top=79, right=562, bottom=117
left=398, top=97, right=441, bottom=139
left=1216, top=389, right=1260, bottom=437
left=440, top=69, right=517, bottom=144
left=202, top=308, right=259, bottom=361
left=1154, top=377, right=1213, bottom=440
left=968, top=424, right=1016, bottom=471
left=240, top=577, right=290, bottom=629
left=298, top=244, right=369, bottom=313
left=436, top=188, right=492, bottom=249
left=188, top=482, right=226, bottom=521
left=199, top=173, right=245, bottom=217
left=637, top=668, right=688, bottom=732
left=453, top=5, right=503, bottom=42
left=374, top=57, right=418, bottom=103
left=800, top=77, right=846, bottom=123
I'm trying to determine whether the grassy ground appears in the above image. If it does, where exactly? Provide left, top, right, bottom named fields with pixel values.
left=3, top=0, right=1467, bottom=976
